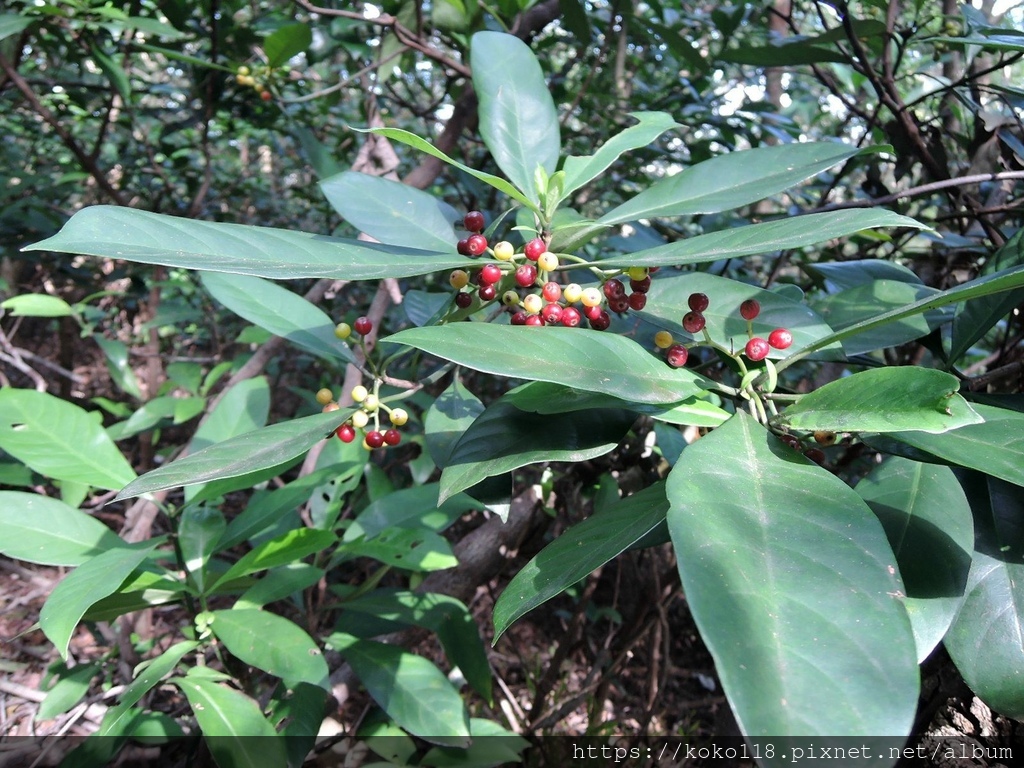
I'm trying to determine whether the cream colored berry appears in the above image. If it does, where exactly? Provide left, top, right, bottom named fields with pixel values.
left=351, top=410, right=369, bottom=429
left=493, top=241, right=515, bottom=261
left=390, top=408, right=409, bottom=426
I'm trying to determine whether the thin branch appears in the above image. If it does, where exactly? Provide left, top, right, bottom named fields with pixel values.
left=813, top=170, right=1024, bottom=212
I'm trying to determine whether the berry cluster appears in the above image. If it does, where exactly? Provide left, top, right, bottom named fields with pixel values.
left=235, top=65, right=274, bottom=102
left=654, top=294, right=793, bottom=369
left=317, top=382, right=410, bottom=451
left=780, top=430, right=838, bottom=466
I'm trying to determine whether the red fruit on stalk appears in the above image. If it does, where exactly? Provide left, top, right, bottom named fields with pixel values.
left=466, top=234, right=488, bottom=257
left=479, top=284, right=497, bottom=302
left=688, top=293, right=709, bottom=312
left=541, top=303, right=563, bottom=325
left=354, top=316, right=372, bottom=335
left=515, top=264, right=538, bottom=288
left=666, top=344, right=689, bottom=368
left=768, top=328, right=793, bottom=350
left=629, top=276, right=652, bottom=294
left=511, top=310, right=528, bottom=325
left=336, top=424, right=356, bottom=443
left=480, top=264, right=502, bottom=285
left=589, top=311, right=611, bottom=331
left=525, top=314, right=544, bottom=326
left=542, top=282, right=562, bottom=303
left=745, top=337, right=770, bottom=361
left=457, top=238, right=472, bottom=256
left=740, top=299, right=761, bottom=320
left=603, top=280, right=625, bottom=299
left=524, top=238, right=546, bottom=261
left=455, top=292, right=473, bottom=309
left=383, top=429, right=402, bottom=446
left=561, top=306, right=581, bottom=327
left=628, top=293, right=647, bottom=310
left=463, top=210, right=485, bottom=233
left=365, top=430, right=385, bottom=449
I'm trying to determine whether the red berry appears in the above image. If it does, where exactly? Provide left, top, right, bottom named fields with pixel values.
left=466, top=234, right=488, bottom=257
left=479, top=284, right=497, bottom=301
left=525, top=314, right=544, bottom=326
left=584, top=305, right=604, bottom=322
left=510, top=310, right=528, bottom=325
left=666, top=344, right=689, bottom=368
left=383, top=429, right=402, bottom=446
left=260, top=90, right=272, bottom=102
left=463, top=210, right=485, bottom=233
left=354, top=316, right=372, bottom=335
left=628, top=292, right=647, bottom=310
left=589, top=311, right=611, bottom=331
left=804, top=447, right=827, bottom=465
left=541, top=303, right=563, bottom=324
left=524, top=237, right=546, bottom=261
left=515, top=264, right=538, bottom=288
left=561, top=306, right=581, bottom=327
left=336, top=424, right=356, bottom=443
left=603, top=280, right=625, bottom=299
left=542, top=282, right=562, bottom=303
left=688, top=293, right=709, bottom=312
left=768, top=328, right=793, bottom=350
left=365, top=430, right=385, bottom=448
left=682, top=311, right=705, bottom=334
left=745, top=337, right=770, bottom=361
left=457, top=238, right=472, bottom=256
left=609, top=295, right=629, bottom=314
left=629, top=276, right=652, bottom=294
left=740, top=299, right=761, bottom=320
left=455, top=292, right=473, bottom=308
left=480, top=264, right=502, bottom=285
left=781, top=434, right=802, bottom=450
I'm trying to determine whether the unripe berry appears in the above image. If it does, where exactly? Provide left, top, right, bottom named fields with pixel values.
left=589, top=310, right=611, bottom=331
left=745, top=337, right=770, bottom=361
left=479, top=284, right=497, bottom=301
left=524, top=237, right=545, bottom=261
left=479, top=264, right=502, bottom=285
left=363, top=394, right=378, bottom=411
left=463, top=210, right=485, bottom=233
left=354, top=316, right=372, bottom=335
left=627, top=266, right=648, bottom=281
left=390, top=408, right=409, bottom=426
left=542, top=282, right=562, bottom=303
left=351, top=410, right=369, bottom=429
left=682, top=311, right=706, bottom=334
left=666, top=344, right=689, bottom=368
left=502, top=290, right=520, bottom=307
left=581, top=287, right=603, bottom=308
left=365, top=430, right=385, bottom=449
left=315, top=388, right=334, bottom=406
left=740, top=299, right=761, bottom=320
left=455, top=292, right=473, bottom=309
left=466, top=234, right=488, bottom=257
left=515, top=264, right=538, bottom=288
left=563, top=283, right=583, bottom=304
left=688, top=292, right=710, bottom=312
left=450, top=269, right=470, bottom=289
left=351, top=385, right=368, bottom=402
left=493, top=240, right=515, bottom=261
left=561, top=306, right=582, bottom=327
left=334, top=322, right=352, bottom=340
left=768, top=328, right=793, bottom=350
left=654, top=331, right=674, bottom=349
left=628, top=293, right=647, bottom=310
left=523, top=293, right=543, bottom=314
left=538, top=251, right=558, bottom=271
left=322, top=402, right=340, bottom=413
left=383, top=428, right=402, bottom=446
left=336, top=424, right=356, bottom=443
left=814, top=430, right=837, bottom=446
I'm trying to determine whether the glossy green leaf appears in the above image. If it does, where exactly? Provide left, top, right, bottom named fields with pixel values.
left=561, top=112, right=679, bottom=198
left=886, top=404, right=1024, bottom=488
left=213, top=528, right=336, bottom=589
left=328, top=632, right=471, bottom=745
left=202, top=273, right=354, bottom=364
left=494, top=482, right=669, bottom=641
left=856, top=458, right=973, bottom=662
left=94, top=336, right=144, bottom=400
left=113, top=409, right=352, bottom=502
left=589, top=209, right=925, bottom=269
left=342, top=590, right=491, bottom=700
left=40, top=542, right=159, bottom=660
left=439, top=398, right=636, bottom=503
left=38, top=662, right=101, bottom=721
left=344, top=483, right=478, bottom=542
left=365, top=128, right=536, bottom=211
left=236, top=563, right=323, bottom=610
left=803, top=258, right=922, bottom=291
left=667, top=412, right=918, bottom=737
left=388, top=325, right=704, bottom=405
left=719, top=40, right=849, bottom=65
left=424, top=378, right=485, bottom=469
left=599, top=143, right=880, bottom=225
left=470, top=31, right=560, bottom=203
left=210, top=609, right=328, bottom=689
left=0, top=389, right=136, bottom=490
left=0, top=14, right=33, bottom=41
left=0, top=492, right=124, bottom=566
left=264, top=23, right=311, bottom=67
left=320, top=172, right=458, bottom=251
left=420, top=718, right=531, bottom=766
left=944, top=473, right=1024, bottom=718
left=340, top=528, right=457, bottom=571
left=779, top=368, right=983, bottom=434
left=0, top=294, right=73, bottom=317
left=25, top=206, right=475, bottom=280
left=188, top=377, right=270, bottom=456
left=83, top=569, right=185, bottom=622
left=178, top=505, right=226, bottom=593
left=171, top=673, right=286, bottom=767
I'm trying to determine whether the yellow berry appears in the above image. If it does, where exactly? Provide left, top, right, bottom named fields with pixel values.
left=390, top=408, right=409, bottom=426
left=493, top=241, right=515, bottom=261
left=351, top=385, right=368, bottom=402
left=363, top=394, right=379, bottom=411
left=334, top=322, right=352, bottom=340
left=581, top=287, right=603, bottom=308
left=351, top=410, right=369, bottom=429
left=315, top=387, right=334, bottom=405
left=563, top=283, right=583, bottom=304
left=237, top=65, right=250, bottom=76
left=654, top=331, right=674, bottom=349
left=627, top=266, right=648, bottom=281
left=538, top=251, right=558, bottom=271
left=450, top=269, right=469, bottom=289
left=523, top=294, right=543, bottom=314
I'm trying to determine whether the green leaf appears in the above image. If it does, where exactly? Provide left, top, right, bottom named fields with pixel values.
left=212, top=528, right=336, bottom=589
left=0, top=492, right=124, bottom=566
left=494, top=482, right=669, bottom=641
left=40, top=542, right=160, bottom=660
left=885, top=404, right=1024, bottom=488
left=804, top=258, right=923, bottom=291
left=328, top=633, right=471, bottom=745
left=272, top=683, right=329, bottom=768
left=0, top=14, right=33, bottom=42
left=560, top=112, right=679, bottom=198
left=320, top=172, right=458, bottom=252
left=202, top=273, right=354, bottom=364
left=236, top=563, right=323, bottom=610
left=187, top=377, right=270, bottom=456
left=599, top=143, right=880, bottom=225
left=439, top=398, right=636, bottom=503
left=667, top=413, right=918, bottom=737
left=423, top=378, right=485, bottom=469
left=264, top=23, right=312, bottom=67
left=210, top=609, right=328, bottom=689
left=93, top=336, right=144, bottom=400
left=719, top=40, right=850, bottom=66
left=557, top=0, right=591, bottom=40
left=855, top=458, right=973, bottom=662
left=339, top=528, right=457, bottom=572
left=90, top=43, right=132, bottom=102
left=778, top=368, right=983, bottom=434
left=0, top=294, right=73, bottom=317
left=170, top=672, right=286, bottom=766
left=388, top=325, right=704, bottom=405
left=38, top=662, right=101, bottom=720
left=470, top=31, right=560, bottom=203
left=113, top=410, right=352, bottom=502
left=589, top=209, right=926, bottom=269
left=0, top=389, right=137, bottom=491
left=25, top=206, right=474, bottom=280
left=944, top=472, right=1024, bottom=719
left=178, top=505, right=226, bottom=593
left=344, top=483, right=478, bottom=542
left=363, top=128, right=537, bottom=211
